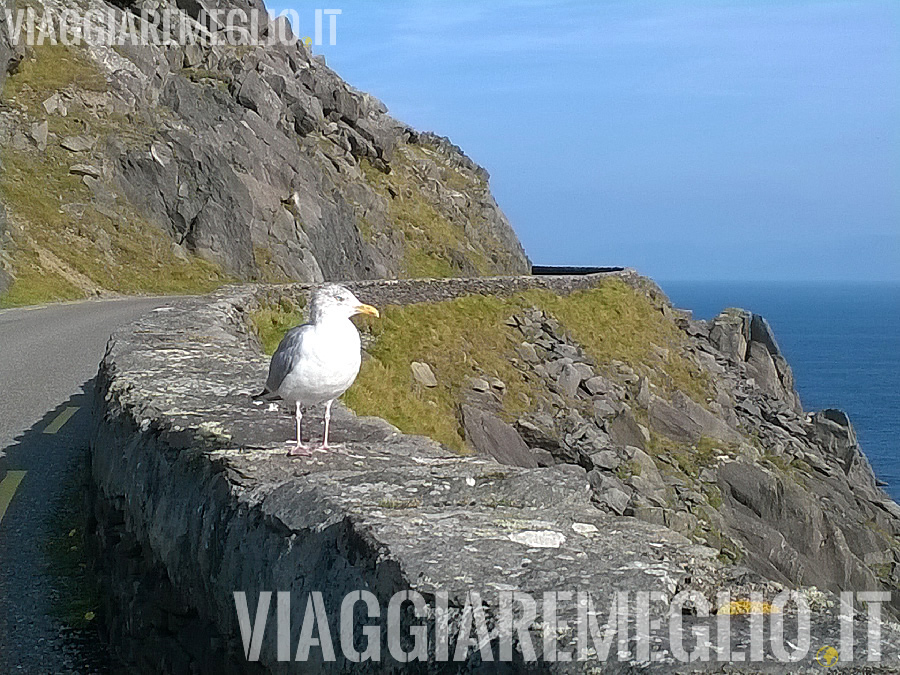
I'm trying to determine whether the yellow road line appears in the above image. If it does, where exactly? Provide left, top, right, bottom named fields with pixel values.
left=0, top=471, right=27, bottom=525
left=43, top=406, right=79, bottom=434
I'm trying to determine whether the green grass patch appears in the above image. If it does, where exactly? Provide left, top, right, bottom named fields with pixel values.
left=252, top=298, right=304, bottom=354
left=704, top=486, right=723, bottom=510
left=357, top=215, right=376, bottom=245
left=3, top=43, right=107, bottom=113
left=438, top=161, right=483, bottom=193
left=521, top=282, right=711, bottom=403
left=871, top=562, right=893, bottom=582
left=344, top=295, right=549, bottom=452
left=864, top=518, right=900, bottom=545
left=695, top=435, right=728, bottom=460
left=648, top=434, right=734, bottom=481
left=0, top=245, right=86, bottom=306
left=760, top=452, right=811, bottom=487
left=616, top=459, right=642, bottom=481
left=360, top=149, right=493, bottom=278
left=692, top=512, right=743, bottom=564
left=761, top=452, right=793, bottom=475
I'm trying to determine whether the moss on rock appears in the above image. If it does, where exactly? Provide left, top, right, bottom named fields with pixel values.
left=360, top=146, right=497, bottom=279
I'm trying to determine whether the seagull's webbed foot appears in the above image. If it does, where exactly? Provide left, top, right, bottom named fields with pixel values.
left=315, top=443, right=364, bottom=459
left=314, top=442, right=345, bottom=454
left=287, top=443, right=312, bottom=457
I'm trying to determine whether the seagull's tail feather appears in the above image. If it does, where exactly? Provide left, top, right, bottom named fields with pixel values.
left=253, top=389, right=282, bottom=402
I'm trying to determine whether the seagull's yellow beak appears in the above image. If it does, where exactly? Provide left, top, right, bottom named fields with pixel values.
left=355, top=304, right=380, bottom=318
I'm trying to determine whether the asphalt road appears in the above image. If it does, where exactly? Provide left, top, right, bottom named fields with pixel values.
left=0, top=297, right=169, bottom=673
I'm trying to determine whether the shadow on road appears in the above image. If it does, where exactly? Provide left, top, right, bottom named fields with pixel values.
left=0, top=378, right=112, bottom=674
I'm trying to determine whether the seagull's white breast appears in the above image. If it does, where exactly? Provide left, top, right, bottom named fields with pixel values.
left=276, top=318, right=362, bottom=406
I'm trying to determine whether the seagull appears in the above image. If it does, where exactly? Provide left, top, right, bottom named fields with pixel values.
left=255, top=284, right=379, bottom=455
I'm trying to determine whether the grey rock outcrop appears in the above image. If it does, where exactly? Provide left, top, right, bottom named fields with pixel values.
left=706, top=308, right=802, bottom=414
left=0, top=0, right=529, bottom=294
left=813, top=409, right=861, bottom=473
left=607, top=408, right=648, bottom=450
left=708, top=308, right=750, bottom=363
left=460, top=404, right=540, bottom=468
left=673, top=308, right=898, bottom=611
left=648, top=395, right=703, bottom=444
left=716, top=458, right=882, bottom=593
left=648, top=392, right=742, bottom=446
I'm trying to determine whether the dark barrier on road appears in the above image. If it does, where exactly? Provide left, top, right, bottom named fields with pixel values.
left=531, top=265, right=625, bottom=276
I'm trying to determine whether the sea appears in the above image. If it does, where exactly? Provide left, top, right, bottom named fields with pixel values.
left=661, top=282, right=900, bottom=501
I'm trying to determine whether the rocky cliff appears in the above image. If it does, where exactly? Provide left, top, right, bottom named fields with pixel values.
left=0, top=0, right=19, bottom=296
left=0, top=0, right=529, bottom=305
left=89, top=273, right=900, bottom=671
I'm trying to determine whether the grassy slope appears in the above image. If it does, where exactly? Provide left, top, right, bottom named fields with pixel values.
left=344, top=295, right=544, bottom=452
left=360, top=145, right=496, bottom=279
left=252, top=298, right=305, bottom=354
left=253, top=279, right=710, bottom=452
left=0, top=45, right=228, bottom=307
left=523, top=284, right=709, bottom=403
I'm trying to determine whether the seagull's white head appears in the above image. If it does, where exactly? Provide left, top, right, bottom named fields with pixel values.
left=308, top=284, right=380, bottom=323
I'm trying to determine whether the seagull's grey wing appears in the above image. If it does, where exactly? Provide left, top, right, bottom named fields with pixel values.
left=260, top=324, right=313, bottom=397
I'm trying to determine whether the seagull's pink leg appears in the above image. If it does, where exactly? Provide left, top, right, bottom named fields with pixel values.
left=320, top=399, right=333, bottom=450
left=288, top=401, right=311, bottom=456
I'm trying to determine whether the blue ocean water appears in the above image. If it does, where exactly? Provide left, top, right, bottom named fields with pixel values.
left=661, top=282, right=900, bottom=500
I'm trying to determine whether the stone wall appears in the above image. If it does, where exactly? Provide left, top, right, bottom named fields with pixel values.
left=253, top=267, right=660, bottom=309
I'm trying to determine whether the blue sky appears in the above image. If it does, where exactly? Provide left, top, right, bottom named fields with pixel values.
left=270, top=1, right=900, bottom=281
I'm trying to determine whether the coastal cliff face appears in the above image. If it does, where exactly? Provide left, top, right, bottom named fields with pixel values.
left=88, top=274, right=900, bottom=671
left=0, top=0, right=529, bottom=305
left=507, top=300, right=898, bottom=606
